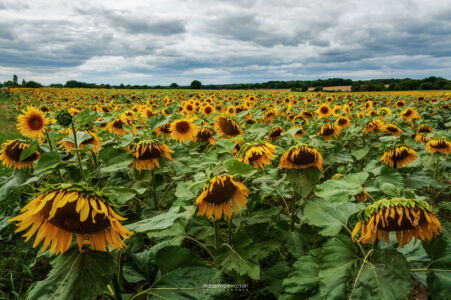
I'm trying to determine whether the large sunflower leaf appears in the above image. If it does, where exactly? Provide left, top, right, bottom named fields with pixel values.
left=151, top=266, right=224, bottom=299
left=423, top=236, right=451, bottom=299
left=223, top=159, right=257, bottom=177
left=146, top=114, right=169, bottom=131
left=304, top=198, right=361, bottom=236
left=375, top=166, right=403, bottom=189
left=34, top=151, right=62, bottom=173
left=123, top=249, right=158, bottom=283
left=27, top=249, right=116, bottom=300
left=156, top=246, right=207, bottom=274
left=286, top=168, right=321, bottom=198
left=127, top=206, right=194, bottom=232
left=282, top=254, right=320, bottom=298
left=314, top=172, right=369, bottom=203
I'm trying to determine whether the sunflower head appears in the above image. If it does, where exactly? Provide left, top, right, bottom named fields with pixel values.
left=267, top=126, right=285, bottom=141
left=317, top=104, right=331, bottom=118
left=170, top=118, right=197, bottom=143
left=318, top=123, right=340, bottom=141
left=59, top=129, right=102, bottom=153
left=55, top=109, right=73, bottom=127
left=291, top=125, right=306, bottom=138
left=334, top=116, right=351, bottom=129
left=351, top=198, right=442, bottom=247
left=238, top=141, right=277, bottom=169
left=126, top=140, right=174, bottom=171
left=195, top=175, right=249, bottom=220
left=380, top=145, right=418, bottom=168
left=383, top=123, right=403, bottom=136
left=426, top=138, right=451, bottom=154
left=280, top=144, right=323, bottom=171
left=214, top=115, right=243, bottom=138
left=195, top=126, right=216, bottom=145
left=8, top=185, right=132, bottom=254
left=0, top=139, right=40, bottom=170
left=17, top=106, right=49, bottom=139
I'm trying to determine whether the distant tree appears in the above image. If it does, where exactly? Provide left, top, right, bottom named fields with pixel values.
left=190, top=80, right=202, bottom=89
left=13, top=74, right=18, bottom=85
left=170, top=83, right=179, bottom=88
left=314, top=86, right=323, bottom=92
left=50, top=83, right=63, bottom=88
left=21, top=79, right=26, bottom=86
left=24, top=81, right=42, bottom=88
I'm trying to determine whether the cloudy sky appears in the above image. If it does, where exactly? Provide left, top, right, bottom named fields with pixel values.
left=1, top=0, right=450, bottom=85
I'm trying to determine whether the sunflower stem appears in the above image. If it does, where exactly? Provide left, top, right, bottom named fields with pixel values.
left=290, top=193, right=297, bottom=232
left=71, top=122, right=88, bottom=184
left=228, top=217, right=232, bottom=245
left=44, top=130, right=63, bottom=180
left=213, top=218, right=219, bottom=249
left=151, top=169, right=159, bottom=210
left=91, top=150, right=98, bottom=168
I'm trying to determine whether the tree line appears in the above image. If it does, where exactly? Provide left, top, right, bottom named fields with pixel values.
left=1, top=75, right=450, bottom=91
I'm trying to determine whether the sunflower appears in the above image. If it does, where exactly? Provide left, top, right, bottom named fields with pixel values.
left=426, top=138, right=451, bottom=154
left=317, top=104, right=331, bottom=118
left=195, top=175, right=249, bottom=220
left=400, top=108, right=418, bottom=121
left=293, top=115, right=309, bottom=126
left=238, top=142, right=277, bottom=169
left=351, top=198, right=442, bottom=247
left=195, top=126, right=216, bottom=145
left=127, top=141, right=174, bottom=171
left=363, top=119, right=383, bottom=133
left=415, top=134, right=431, bottom=145
left=155, top=123, right=172, bottom=138
left=202, top=105, right=215, bottom=117
left=280, top=144, right=323, bottom=171
left=214, top=115, right=243, bottom=138
left=59, top=129, right=102, bottom=153
left=318, top=123, right=340, bottom=141
left=170, top=119, right=197, bottom=143
left=395, top=101, right=406, bottom=109
left=382, top=123, right=403, bottom=136
left=334, top=116, right=351, bottom=129
left=268, top=126, right=285, bottom=141
left=381, top=145, right=418, bottom=168
left=0, top=140, right=40, bottom=170
left=8, top=186, right=132, bottom=254
left=301, top=110, right=315, bottom=119
left=263, top=109, right=277, bottom=124
left=16, top=106, right=49, bottom=139
left=291, top=125, right=306, bottom=138
left=106, top=116, right=136, bottom=136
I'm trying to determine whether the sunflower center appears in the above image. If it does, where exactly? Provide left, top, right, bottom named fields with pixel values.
left=404, top=110, right=413, bottom=117
left=203, top=177, right=236, bottom=204
left=27, top=115, right=44, bottom=130
left=432, top=140, right=447, bottom=149
left=112, top=120, right=123, bottom=129
left=175, top=121, right=190, bottom=133
left=269, top=128, right=283, bottom=138
left=322, top=127, right=335, bottom=136
left=386, top=126, right=398, bottom=133
left=289, top=148, right=316, bottom=165
left=41, top=197, right=111, bottom=234
left=197, top=129, right=212, bottom=139
left=80, top=137, right=95, bottom=146
left=5, top=141, right=38, bottom=162
left=376, top=207, right=426, bottom=231
left=393, top=149, right=410, bottom=161
left=338, top=118, right=347, bottom=125
left=138, top=144, right=162, bottom=160
left=218, top=117, right=240, bottom=136
left=320, top=107, right=329, bottom=114
left=248, top=151, right=263, bottom=162
left=204, top=107, right=212, bottom=114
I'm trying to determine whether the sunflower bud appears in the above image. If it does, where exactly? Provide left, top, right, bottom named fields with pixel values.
left=56, top=109, right=73, bottom=127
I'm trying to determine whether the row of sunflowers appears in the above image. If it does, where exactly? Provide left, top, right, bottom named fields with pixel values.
left=0, top=87, right=450, bottom=299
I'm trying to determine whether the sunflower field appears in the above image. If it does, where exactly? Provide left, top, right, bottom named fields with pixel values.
left=0, top=87, right=450, bottom=299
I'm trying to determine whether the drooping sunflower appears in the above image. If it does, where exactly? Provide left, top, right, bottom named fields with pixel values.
left=416, top=124, right=432, bottom=135
left=16, top=106, right=50, bottom=139
left=106, top=116, right=136, bottom=136
left=8, top=186, right=132, bottom=254
left=280, top=144, right=323, bottom=171
left=59, top=129, right=102, bottom=153
left=0, top=140, right=40, bottom=170
left=195, top=126, right=216, bottom=145
left=214, top=115, right=243, bottom=138
left=334, top=116, right=351, bottom=130
left=382, top=123, right=403, bottom=136
left=195, top=175, right=249, bottom=220
left=317, top=104, right=332, bottom=118
left=170, top=118, right=198, bottom=143
left=155, top=123, right=172, bottom=138
left=351, top=198, right=442, bottom=247
left=301, top=110, right=314, bottom=120
left=380, top=145, right=418, bottom=168
left=263, top=109, right=277, bottom=124
left=363, top=119, right=383, bottom=133
left=238, top=142, right=277, bottom=169
left=426, top=138, right=451, bottom=154
left=318, top=123, right=340, bottom=141
left=291, top=125, right=306, bottom=138
left=415, top=134, right=431, bottom=145
left=400, top=108, right=418, bottom=121
left=268, top=126, right=285, bottom=141
left=126, top=141, right=174, bottom=171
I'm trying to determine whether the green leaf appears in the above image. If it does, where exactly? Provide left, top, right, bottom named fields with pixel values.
left=375, top=166, right=403, bottom=188
left=215, top=233, right=260, bottom=280
left=380, top=182, right=399, bottom=196
left=223, top=159, right=257, bottom=177
left=100, top=159, right=132, bottom=173
left=351, top=148, right=369, bottom=161
left=103, top=187, right=137, bottom=204
left=19, top=140, right=39, bottom=162
left=282, top=254, right=319, bottom=298
left=151, top=266, right=224, bottom=299
left=304, top=198, right=361, bottom=236
left=156, top=246, right=207, bottom=274
left=314, top=172, right=368, bottom=203
left=99, top=148, right=133, bottom=172
left=423, top=236, right=451, bottom=299
left=34, top=151, right=62, bottom=173
left=117, top=133, right=133, bottom=147
left=348, top=249, right=412, bottom=300
left=75, top=109, right=97, bottom=124
left=146, top=114, right=169, bottom=131
left=123, top=249, right=157, bottom=283
left=318, top=235, right=358, bottom=299
left=0, top=170, right=27, bottom=201
left=262, top=263, right=291, bottom=297
left=286, top=168, right=321, bottom=198
left=28, top=249, right=116, bottom=300
left=127, top=206, right=194, bottom=232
